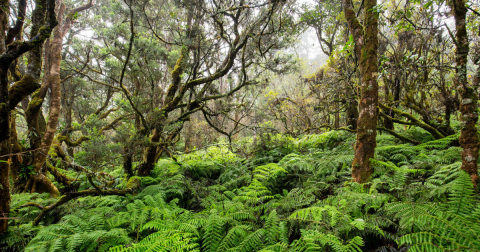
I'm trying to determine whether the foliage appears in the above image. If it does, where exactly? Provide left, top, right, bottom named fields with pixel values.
left=3, top=129, right=480, bottom=252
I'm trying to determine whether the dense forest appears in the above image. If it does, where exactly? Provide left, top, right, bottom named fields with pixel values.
left=0, top=0, right=479, bottom=251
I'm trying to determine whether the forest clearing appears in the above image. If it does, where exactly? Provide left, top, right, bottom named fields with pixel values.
left=0, top=0, right=480, bottom=251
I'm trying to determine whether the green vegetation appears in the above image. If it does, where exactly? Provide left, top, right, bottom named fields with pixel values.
left=0, top=0, right=479, bottom=251
left=2, top=130, right=479, bottom=251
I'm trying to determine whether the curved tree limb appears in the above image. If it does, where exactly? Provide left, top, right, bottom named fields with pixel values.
left=379, top=103, right=445, bottom=139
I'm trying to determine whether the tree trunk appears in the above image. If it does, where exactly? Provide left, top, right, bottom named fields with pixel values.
left=345, top=99, right=358, bottom=130
left=138, top=127, right=161, bottom=176
left=0, top=139, right=10, bottom=234
left=25, top=0, right=93, bottom=193
left=123, top=146, right=134, bottom=178
left=345, top=80, right=358, bottom=130
left=383, top=77, right=394, bottom=130
left=334, top=93, right=340, bottom=128
left=0, top=1, right=9, bottom=234
left=138, top=44, right=189, bottom=176
left=451, top=0, right=480, bottom=187
left=343, top=0, right=378, bottom=183
left=0, top=0, right=58, bottom=234
left=27, top=3, right=67, bottom=195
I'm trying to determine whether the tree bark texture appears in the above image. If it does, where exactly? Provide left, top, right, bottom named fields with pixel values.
left=343, top=0, right=379, bottom=183
left=451, top=0, right=480, bottom=187
left=0, top=0, right=58, bottom=234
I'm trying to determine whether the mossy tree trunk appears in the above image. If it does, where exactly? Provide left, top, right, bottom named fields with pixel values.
left=27, top=4, right=66, bottom=196
left=343, top=0, right=379, bottom=183
left=450, top=0, right=480, bottom=187
left=123, top=146, right=134, bottom=178
left=382, top=77, right=399, bottom=130
left=0, top=138, right=10, bottom=234
left=138, top=14, right=191, bottom=176
left=345, top=80, right=358, bottom=130
left=0, top=0, right=58, bottom=235
left=28, top=0, right=93, bottom=193
left=137, top=43, right=185, bottom=175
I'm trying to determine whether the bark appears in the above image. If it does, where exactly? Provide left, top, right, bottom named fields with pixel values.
left=139, top=127, right=161, bottom=176
left=345, top=99, right=358, bottom=130
left=26, top=0, right=46, bottom=78
left=26, top=3, right=67, bottom=195
left=334, top=93, right=340, bottom=129
left=0, top=139, right=10, bottom=234
left=123, top=146, right=133, bottom=178
left=0, top=0, right=58, bottom=234
left=5, top=0, right=27, bottom=45
left=24, top=0, right=52, bottom=151
left=25, top=0, right=94, bottom=193
left=8, top=75, right=41, bottom=110
left=45, top=160, right=73, bottom=188
left=343, top=0, right=379, bottom=183
left=451, top=0, right=480, bottom=187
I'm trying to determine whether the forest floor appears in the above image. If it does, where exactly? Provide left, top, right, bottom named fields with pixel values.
left=1, top=128, right=480, bottom=252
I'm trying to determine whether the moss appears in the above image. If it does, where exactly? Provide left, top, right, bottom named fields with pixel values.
left=169, top=45, right=188, bottom=92
left=27, top=91, right=43, bottom=109
left=126, top=176, right=141, bottom=190
left=7, top=75, right=40, bottom=109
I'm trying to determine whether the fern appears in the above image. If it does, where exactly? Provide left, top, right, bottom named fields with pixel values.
left=202, top=210, right=226, bottom=252
left=292, top=230, right=364, bottom=252
left=25, top=215, right=130, bottom=252
left=109, top=230, right=200, bottom=252
left=253, top=163, right=286, bottom=183
left=394, top=171, right=480, bottom=251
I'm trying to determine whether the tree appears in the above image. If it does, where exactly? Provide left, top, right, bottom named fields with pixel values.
left=130, top=0, right=298, bottom=176
left=303, top=0, right=359, bottom=130
left=0, top=0, right=58, bottom=234
left=449, top=0, right=480, bottom=187
left=343, top=0, right=379, bottom=183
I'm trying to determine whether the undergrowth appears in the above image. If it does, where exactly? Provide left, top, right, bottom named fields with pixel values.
left=1, top=130, right=479, bottom=252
